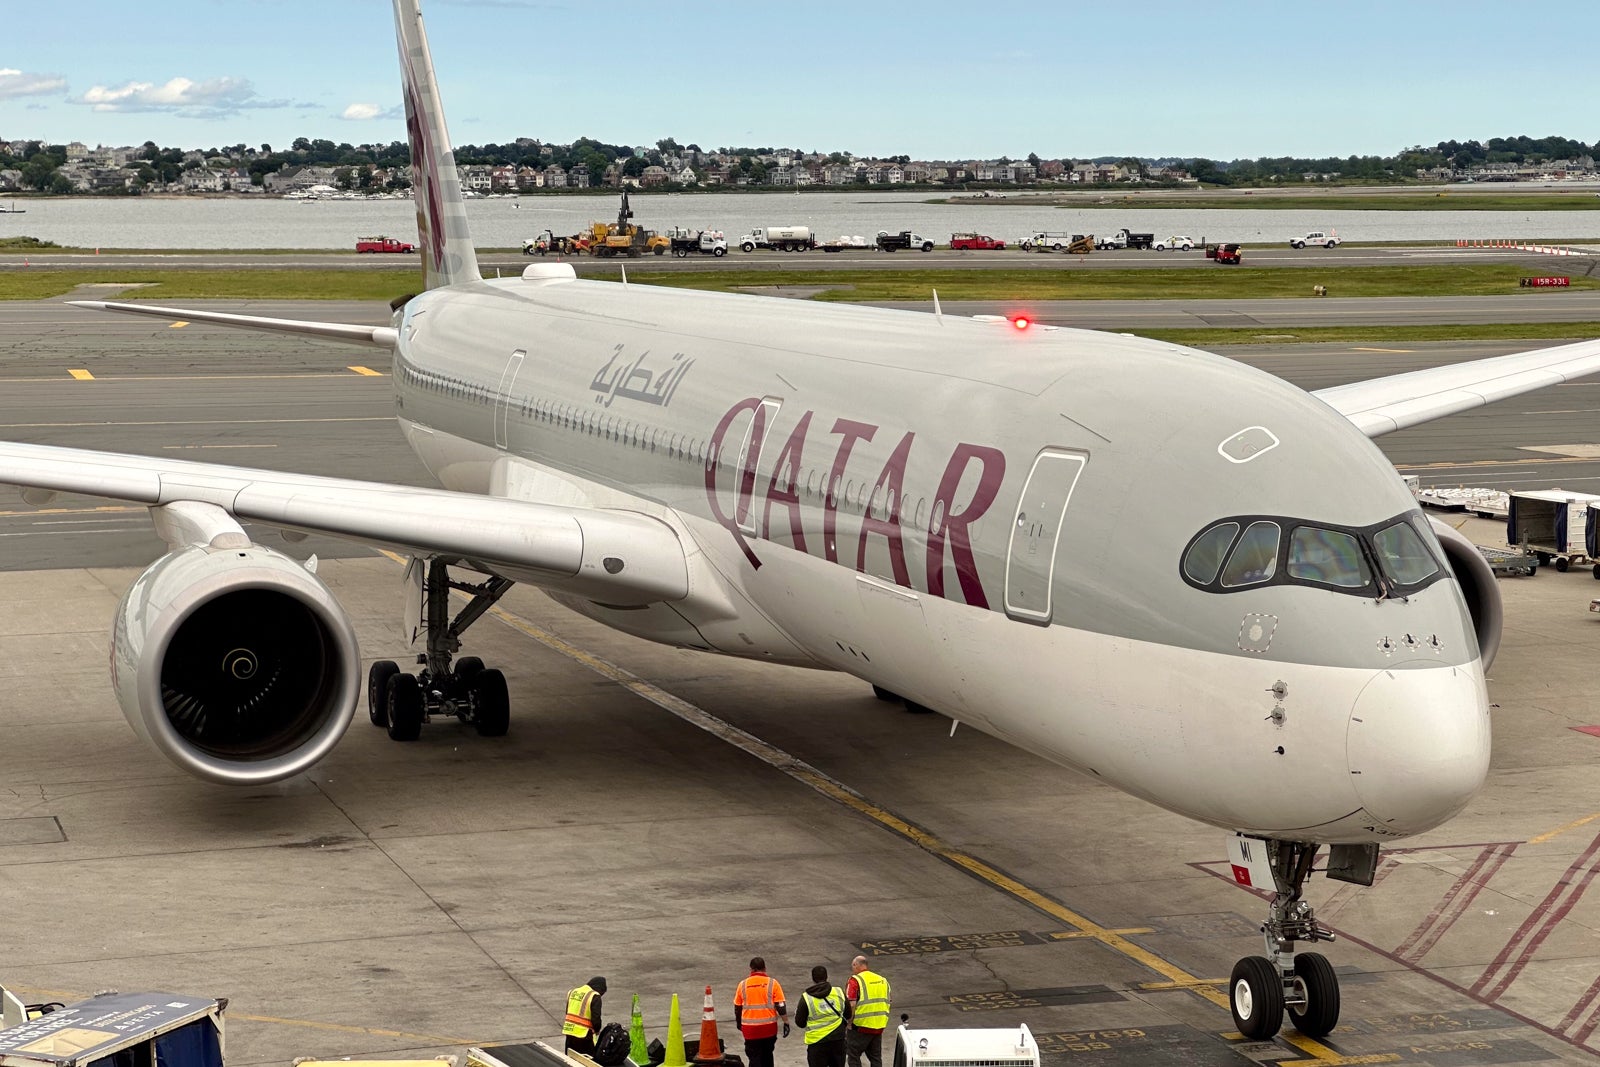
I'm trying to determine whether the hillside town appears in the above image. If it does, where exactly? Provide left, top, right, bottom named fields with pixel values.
left=2, top=134, right=1597, bottom=196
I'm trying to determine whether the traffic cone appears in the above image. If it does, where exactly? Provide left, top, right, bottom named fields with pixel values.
left=693, top=985, right=722, bottom=1063
left=629, top=994, right=649, bottom=1066
left=662, top=994, right=688, bottom=1067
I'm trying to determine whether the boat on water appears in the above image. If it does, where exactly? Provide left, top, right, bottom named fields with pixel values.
left=0, top=201, right=25, bottom=214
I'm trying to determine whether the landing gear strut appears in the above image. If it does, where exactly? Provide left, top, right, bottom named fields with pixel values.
left=365, top=559, right=515, bottom=741
left=1229, top=839, right=1340, bottom=1040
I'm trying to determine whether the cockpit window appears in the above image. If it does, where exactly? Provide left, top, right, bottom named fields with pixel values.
left=1183, top=522, right=1239, bottom=585
left=1287, top=527, right=1371, bottom=589
left=1373, top=521, right=1439, bottom=585
left=1220, top=521, right=1280, bottom=588
left=1182, top=509, right=1444, bottom=597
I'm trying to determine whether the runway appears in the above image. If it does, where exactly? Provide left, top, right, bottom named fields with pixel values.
left=2, top=300, right=1599, bottom=1067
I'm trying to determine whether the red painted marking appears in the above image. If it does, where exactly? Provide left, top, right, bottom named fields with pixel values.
left=1395, top=843, right=1517, bottom=962
left=1558, top=970, right=1600, bottom=1043
left=1229, top=863, right=1252, bottom=887
left=1190, top=847, right=1595, bottom=1055
left=1571, top=725, right=1600, bottom=738
left=1472, top=830, right=1600, bottom=1000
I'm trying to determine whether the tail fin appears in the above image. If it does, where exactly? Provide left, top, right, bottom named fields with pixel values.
left=393, top=0, right=481, bottom=290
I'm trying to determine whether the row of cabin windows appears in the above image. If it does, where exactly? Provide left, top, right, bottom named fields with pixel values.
left=398, top=360, right=965, bottom=539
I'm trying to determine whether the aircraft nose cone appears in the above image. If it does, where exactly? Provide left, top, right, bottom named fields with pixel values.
left=1347, top=665, right=1490, bottom=837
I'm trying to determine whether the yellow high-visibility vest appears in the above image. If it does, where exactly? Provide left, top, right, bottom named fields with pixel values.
left=562, top=984, right=598, bottom=1038
left=803, top=988, right=846, bottom=1044
left=851, top=970, right=890, bottom=1030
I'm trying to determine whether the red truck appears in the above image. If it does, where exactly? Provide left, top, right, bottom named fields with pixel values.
left=356, top=235, right=415, bottom=253
left=950, top=232, right=1006, bottom=250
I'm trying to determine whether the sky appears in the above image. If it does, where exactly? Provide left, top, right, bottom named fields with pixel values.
left=2, top=1, right=1597, bottom=162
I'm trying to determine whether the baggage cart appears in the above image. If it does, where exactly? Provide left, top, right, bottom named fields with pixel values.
left=1506, top=489, right=1600, bottom=573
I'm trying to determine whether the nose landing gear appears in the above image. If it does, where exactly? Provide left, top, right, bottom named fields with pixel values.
left=1229, top=839, right=1341, bottom=1040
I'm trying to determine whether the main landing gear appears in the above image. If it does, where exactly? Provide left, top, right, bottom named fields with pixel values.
left=366, top=559, right=516, bottom=742
left=1229, top=839, right=1341, bottom=1041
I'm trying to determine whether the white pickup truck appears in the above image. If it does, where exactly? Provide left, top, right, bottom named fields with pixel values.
left=1290, top=231, right=1341, bottom=248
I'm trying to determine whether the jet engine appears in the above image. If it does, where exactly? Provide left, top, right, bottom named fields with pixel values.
left=1427, top=516, right=1502, bottom=669
left=111, top=541, right=361, bottom=785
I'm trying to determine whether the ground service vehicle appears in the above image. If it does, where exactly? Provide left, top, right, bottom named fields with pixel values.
left=1214, top=242, right=1243, bottom=264
left=668, top=227, right=727, bottom=257
left=876, top=230, right=936, bottom=252
left=1291, top=231, right=1341, bottom=248
left=1097, top=227, right=1155, bottom=249
left=356, top=235, right=415, bottom=253
left=894, top=1023, right=1038, bottom=1067
left=0, top=988, right=225, bottom=1067
left=950, top=232, right=1006, bottom=250
left=739, top=226, right=814, bottom=252
left=1153, top=235, right=1195, bottom=251
left=1023, top=232, right=1092, bottom=253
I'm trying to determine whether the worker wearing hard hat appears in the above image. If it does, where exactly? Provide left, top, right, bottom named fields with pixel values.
left=845, top=956, right=891, bottom=1067
left=562, top=976, right=607, bottom=1055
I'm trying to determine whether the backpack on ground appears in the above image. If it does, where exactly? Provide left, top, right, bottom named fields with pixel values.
left=592, top=1022, right=630, bottom=1067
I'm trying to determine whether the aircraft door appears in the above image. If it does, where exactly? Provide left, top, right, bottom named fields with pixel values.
left=1004, top=448, right=1087, bottom=625
left=494, top=349, right=525, bottom=449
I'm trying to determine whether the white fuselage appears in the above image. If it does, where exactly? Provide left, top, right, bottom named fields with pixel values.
left=388, top=273, right=1491, bottom=845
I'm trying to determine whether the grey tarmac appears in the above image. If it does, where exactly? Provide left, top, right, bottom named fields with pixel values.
left=1, top=301, right=1598, bottom=1067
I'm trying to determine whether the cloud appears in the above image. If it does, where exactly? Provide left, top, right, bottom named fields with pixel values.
left=72, top=76, right=292, bottom=115
left=0, top=69, right=67, bottom=100
left=340, top=102, right=400, bottom=121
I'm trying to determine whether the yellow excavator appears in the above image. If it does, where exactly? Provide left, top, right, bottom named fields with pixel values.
left=587, top=189, right=669, bottom=256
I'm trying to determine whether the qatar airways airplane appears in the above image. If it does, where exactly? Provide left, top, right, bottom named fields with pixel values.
left=5, top=0, right=1600, bottom=1044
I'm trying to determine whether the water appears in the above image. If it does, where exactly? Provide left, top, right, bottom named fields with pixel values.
left=4, top=190, right=1600, bottom=250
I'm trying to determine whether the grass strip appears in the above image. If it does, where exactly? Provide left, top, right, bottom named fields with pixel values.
left=935, top=192, right=1600, bottom=212
left=1136, top=321, right=1600, bottom=348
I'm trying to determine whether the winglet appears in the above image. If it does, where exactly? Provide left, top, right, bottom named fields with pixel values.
left=393, top=0, right=481, bottom=290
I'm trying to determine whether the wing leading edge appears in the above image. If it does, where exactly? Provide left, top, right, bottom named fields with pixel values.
left=66, top=300, right=399, bottom=349
left=1315, top=338, right=1600, bottom=437
left=0, top=441, right=689, bottom=606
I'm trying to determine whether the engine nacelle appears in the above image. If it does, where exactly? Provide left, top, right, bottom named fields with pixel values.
left=1427, top=516, right=1503, bottom=670
left=112, top=542, right=360, bottom=784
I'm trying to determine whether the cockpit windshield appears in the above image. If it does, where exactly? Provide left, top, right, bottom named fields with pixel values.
left=1182, top=511, right=1442, bottom=597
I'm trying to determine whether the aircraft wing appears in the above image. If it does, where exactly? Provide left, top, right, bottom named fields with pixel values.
left=66, top=300, right=398, bottom=349
left=0, top=441, right=689, bottom=605
left=1314, top=338, right=1600, bottom=437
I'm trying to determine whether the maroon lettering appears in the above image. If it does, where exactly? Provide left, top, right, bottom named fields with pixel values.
left=926, top=443, right=1006, bottom=607
left=856, top=431, right=915, bottom=587
left=705, top=398, right=764, bottom=569
left=823, top=419, right=877, bottom=564
left=762, top=410, right=813, bottom=553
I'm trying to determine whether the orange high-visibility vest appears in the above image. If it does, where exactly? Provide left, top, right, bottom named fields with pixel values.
left=735, top=973, right=784, bottom=1031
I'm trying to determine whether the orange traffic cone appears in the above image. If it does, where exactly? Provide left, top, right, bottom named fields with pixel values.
left=693, top=985, right=722, bottom=1063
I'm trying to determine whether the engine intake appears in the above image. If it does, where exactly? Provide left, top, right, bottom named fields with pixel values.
left=112, top=543, right=360, bottom=784
left=1427, top=516, right=1503, bottom=670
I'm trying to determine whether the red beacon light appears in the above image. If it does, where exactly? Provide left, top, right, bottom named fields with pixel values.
left=1011, top=315, right=1031, bottom=331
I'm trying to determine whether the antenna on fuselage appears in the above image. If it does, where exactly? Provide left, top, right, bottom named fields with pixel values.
left=932, top=288, right=943, bottom=324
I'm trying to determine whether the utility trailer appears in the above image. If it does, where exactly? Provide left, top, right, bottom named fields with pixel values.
left=1506, top=489, right=1600, bottom=573
left=0, top=988, right=225, bottom=1067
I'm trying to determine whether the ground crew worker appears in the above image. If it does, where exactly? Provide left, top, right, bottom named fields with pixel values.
left=562, top=976, right=607, bottom=1055
left=796, top=965, right=849, bottom=1067
left=845, top=956, right=890, bottom=1067
left=733, top=956, right=790, bottom=1067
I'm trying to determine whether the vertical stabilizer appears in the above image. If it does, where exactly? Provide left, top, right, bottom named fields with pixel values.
left=393, top=0, right=481, bottom=289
